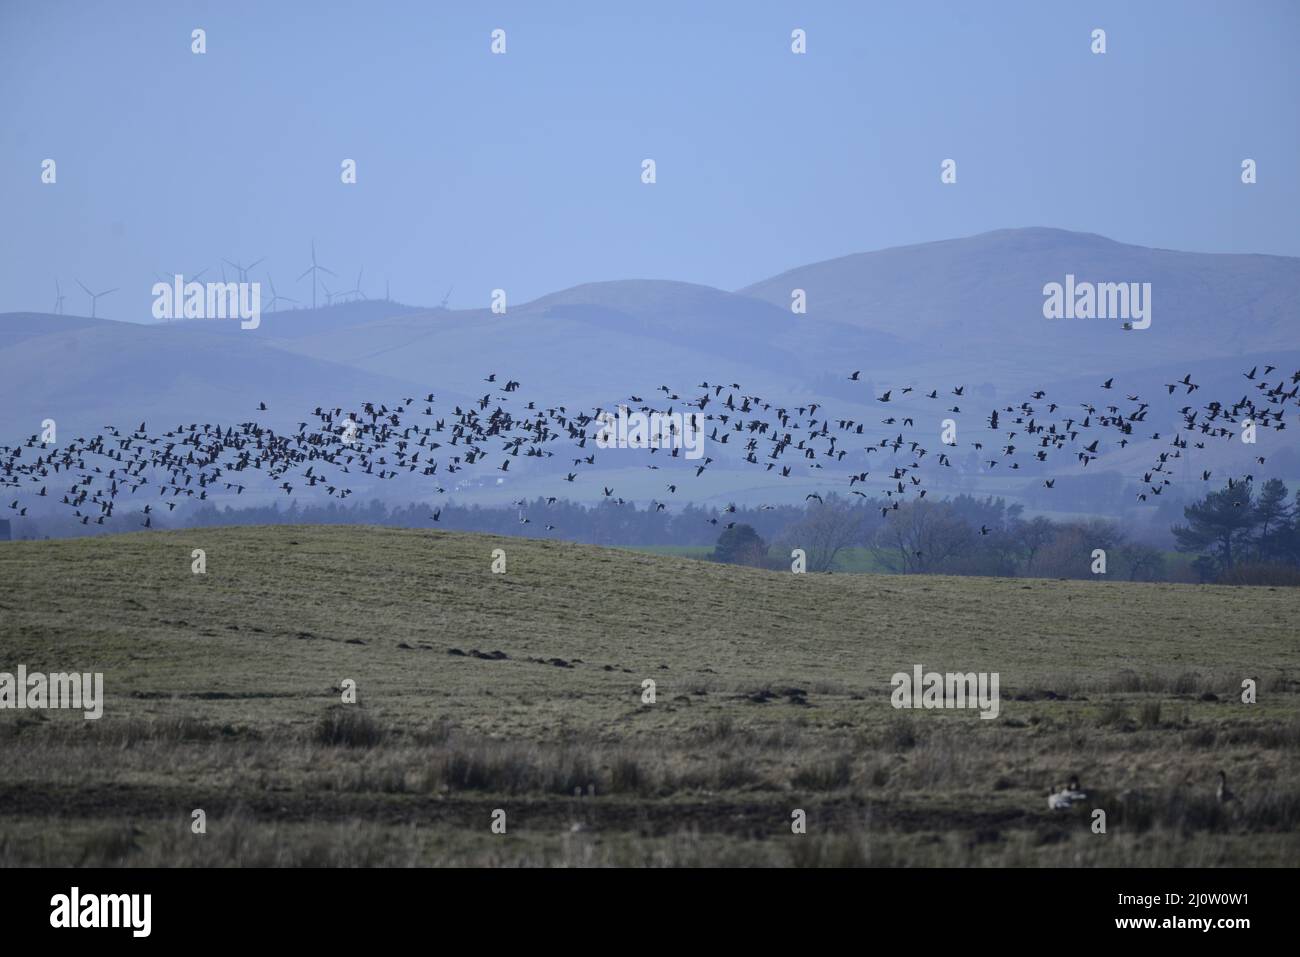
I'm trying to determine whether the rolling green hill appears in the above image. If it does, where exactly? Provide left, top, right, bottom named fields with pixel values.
left=1, top=525, right=1296, bottom=866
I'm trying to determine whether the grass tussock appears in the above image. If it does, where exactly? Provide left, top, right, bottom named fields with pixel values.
left=314, top=708, right=387, bottom=748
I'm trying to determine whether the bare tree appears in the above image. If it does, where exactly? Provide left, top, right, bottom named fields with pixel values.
left=1025, top=526, right=1091, bottom=578
left=1026, top=520, right=1126, bottom=579
left=1119, top=542, right=1166, bottom=582
left=777, top=494, right=871, bottom=572
left=872, top=500, right=974, bottom=574
left=1009, top=515, right=1056, bottom=572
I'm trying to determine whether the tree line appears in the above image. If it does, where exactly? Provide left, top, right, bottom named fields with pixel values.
left=8, top=479, right=1299, bottom=585
left=712, top=481, right=1300, bottom=585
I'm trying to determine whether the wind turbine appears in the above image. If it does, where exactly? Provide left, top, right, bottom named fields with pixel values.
left=53, top=280, right=65, bottom=315
left=340, top=267, right=366, bottom=302
left=156, top=267, right=208, bottom=284
left=152, top=269, right=207, bottom=322
left=222, top=257, right=264, bottom=283
left=320, top=280, right=338, bottom=306
left=440, top=285, right=453, bottom=309
left=296, top=240, right=335, bottom=309
left=264, top=275, right=298, bottom=312
left=75, top=279, right=117, bottom=319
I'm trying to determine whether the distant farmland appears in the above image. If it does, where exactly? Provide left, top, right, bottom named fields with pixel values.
left=1, top=525, right=1296, bottom=866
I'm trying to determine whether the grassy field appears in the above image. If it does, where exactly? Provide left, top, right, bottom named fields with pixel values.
left=1, top=524, right=1297, bottom=867
left=625, top=543, right=895, bottom=572
left=626, top=543, right=1197, bottom=578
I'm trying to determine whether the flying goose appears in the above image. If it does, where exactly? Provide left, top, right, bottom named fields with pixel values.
left=6, top=359, right=1300, bottom=536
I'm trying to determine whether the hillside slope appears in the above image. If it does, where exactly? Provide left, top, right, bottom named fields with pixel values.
left=0, top=311, right=446, bottom=439
left=4, top=524, right=1296, bottom=711
left=1, top=525, right=1296, bottom=865
left=741, top=227, right=1300, bottom=386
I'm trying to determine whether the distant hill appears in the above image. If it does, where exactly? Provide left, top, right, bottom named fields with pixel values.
left=0, top=312, right=107, bottom=347
left=160, top=298, right=429, bottom=340
left=275, top=279, right=915, bottom=405
left=741, top=227, right=1300, bottom=387
left=0, top=311, right=437, bottom=439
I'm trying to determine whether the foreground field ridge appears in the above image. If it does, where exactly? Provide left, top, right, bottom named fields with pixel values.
left=1, top=525, right=1296, bottom=866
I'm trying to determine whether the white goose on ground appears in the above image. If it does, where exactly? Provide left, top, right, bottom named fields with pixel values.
left=1048, top=775, right=1088, bottom=811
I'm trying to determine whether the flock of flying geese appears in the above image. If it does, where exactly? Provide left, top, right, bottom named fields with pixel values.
left=2, top=362, right=1298, bottom=530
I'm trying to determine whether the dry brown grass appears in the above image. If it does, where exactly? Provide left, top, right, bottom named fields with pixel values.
left=1, top=525, right=1297, bottom=866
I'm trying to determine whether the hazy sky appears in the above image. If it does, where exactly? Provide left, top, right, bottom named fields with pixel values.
left=2, top=0, right=1296, bottom=320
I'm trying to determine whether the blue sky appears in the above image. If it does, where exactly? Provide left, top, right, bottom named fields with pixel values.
left=2, top=0, right=1296, bottom=319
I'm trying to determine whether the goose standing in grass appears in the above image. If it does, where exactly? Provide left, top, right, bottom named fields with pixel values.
left=1048, top=776, right=1087, bottom=811
left=1216, top=770, right=1234, bottom=804
left=568, top=782, right=597, bottom=833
